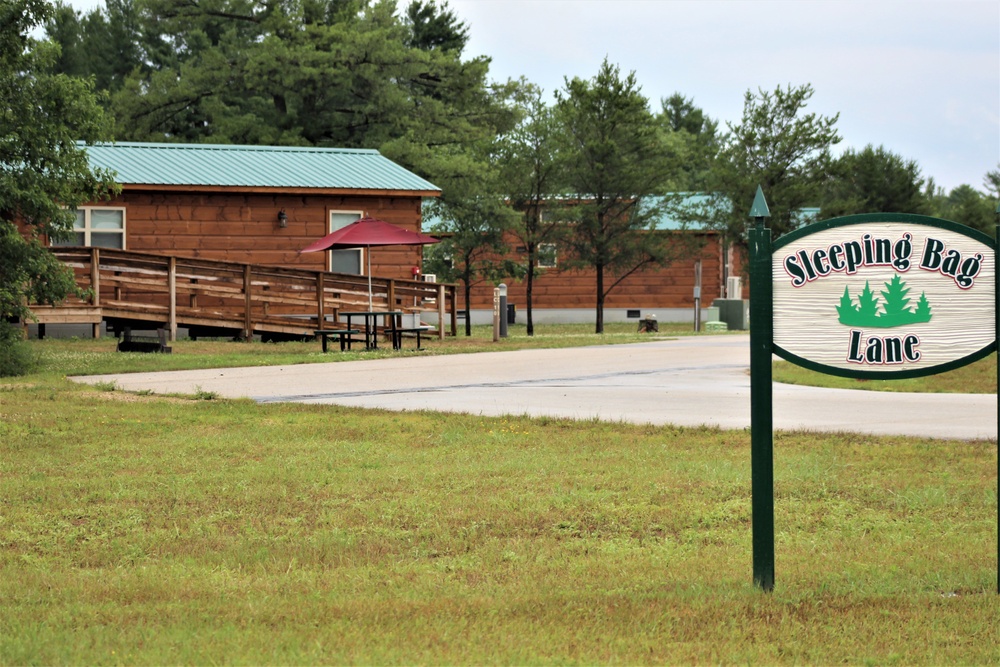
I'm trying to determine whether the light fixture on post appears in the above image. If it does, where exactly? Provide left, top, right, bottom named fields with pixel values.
left=277, top=210, right=288, bottom=228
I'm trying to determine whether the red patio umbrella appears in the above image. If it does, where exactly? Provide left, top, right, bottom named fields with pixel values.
left=300, top=216, right=439, bottom=310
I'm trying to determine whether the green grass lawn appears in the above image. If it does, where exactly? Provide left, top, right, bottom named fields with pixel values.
left=18, top=321, right=700, bottom=377
left=1, top=327, right=997, bottom=664
left=773, top=357, right=998, bottom=394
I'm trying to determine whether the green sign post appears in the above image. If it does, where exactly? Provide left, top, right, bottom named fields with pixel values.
left=748, top=187, right=774, bottom=591
left=748, top=188, right=999, bottom=593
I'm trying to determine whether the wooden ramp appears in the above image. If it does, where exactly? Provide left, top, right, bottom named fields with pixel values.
left=29, top=248, right=457, bottom=341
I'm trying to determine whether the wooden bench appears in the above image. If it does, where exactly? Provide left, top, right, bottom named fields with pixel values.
left=117, top=328, right=172, bottom=354
left=315, top=328, right=360, bottom=352
left=391, top=327, right=432, bottom=351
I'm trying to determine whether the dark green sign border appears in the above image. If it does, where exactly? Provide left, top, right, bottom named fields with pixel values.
left=772, top=213, right=997, bottom=380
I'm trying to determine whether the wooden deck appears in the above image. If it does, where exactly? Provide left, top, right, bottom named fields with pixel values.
left=27, top=248, right=457, bottom=341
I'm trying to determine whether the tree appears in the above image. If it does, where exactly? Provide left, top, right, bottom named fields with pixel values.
left=982, top=164, right=1000, bottom=200
left=494, top=82, right=567, bottom=335
left=404, top=0, right=468, bottom=52
left=45, top=0, right=143, bottom=95
left=821, top=144, right=929, bottom=217
left=422, top=103, right=523, bottom=337
left=556, top=59, right=682, bottom=333
left=929, top=184, right=995, bottom=234
left=657, top=93, right=719, bottom=191
left=708, top=84, right=840, bottom=247
left=1, top=0, right=118, bottom=374
left=424, top=195, right=521, bottom=336
left=100, top=0, right=511, bottom=199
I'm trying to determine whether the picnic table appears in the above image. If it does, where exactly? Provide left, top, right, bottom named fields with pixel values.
left=341, top=311, right=403, bottom=350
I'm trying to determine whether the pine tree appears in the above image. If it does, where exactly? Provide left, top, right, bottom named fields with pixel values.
left=836, top=286, right=857, bottom=323
left=913, top=292, right=932, bottom=323
left=856, top=281, right=881, bottom=325
left=879, top=274, right=912, bottom=323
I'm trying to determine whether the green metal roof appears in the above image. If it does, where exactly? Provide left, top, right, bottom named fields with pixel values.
left=82, top=142, right=440, bottom=193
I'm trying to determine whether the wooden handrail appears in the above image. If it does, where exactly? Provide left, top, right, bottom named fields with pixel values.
left=43, top=248, right=457, bottom=340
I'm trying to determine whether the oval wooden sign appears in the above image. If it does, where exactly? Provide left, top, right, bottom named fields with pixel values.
left=771, top=213, right=996, bottom=378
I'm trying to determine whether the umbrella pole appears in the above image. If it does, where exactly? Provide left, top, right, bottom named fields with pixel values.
left=367, top=246, right=373, bottom=311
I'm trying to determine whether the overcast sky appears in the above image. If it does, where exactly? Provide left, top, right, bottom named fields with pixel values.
left=61, top=0, right=999, bottom=193
left=450, top=0, right=999, bottom=193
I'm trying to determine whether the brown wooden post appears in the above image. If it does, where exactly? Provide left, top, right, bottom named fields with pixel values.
left=387, top=278, right=396, bottom=310
left=316, top=272, right=325, bottom=329
left=243, top=264, right=253, bottom=341
left=91, top=248, right=101, bottom=339
left=437, top=284, right=446, bottom=340
left=168, top=256, right=177, bottom=341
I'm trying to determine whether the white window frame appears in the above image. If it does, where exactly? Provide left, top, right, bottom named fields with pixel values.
left=537, top=243, right=557, bottom=268
left=52, top=207, right=127, bottom=249
left=328, top=210, right=364, bottom=273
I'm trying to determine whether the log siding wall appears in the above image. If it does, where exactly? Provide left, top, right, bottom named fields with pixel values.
left=92, top=189, right=427, bottom=278
left=460, top=231, right=740, bottom=312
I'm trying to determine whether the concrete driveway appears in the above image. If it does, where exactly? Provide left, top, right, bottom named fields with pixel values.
left=74, top=334, right=997, bottom=440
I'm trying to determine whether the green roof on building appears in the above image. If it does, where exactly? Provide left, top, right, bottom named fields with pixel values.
left=82, top=142, right=440, bottom=193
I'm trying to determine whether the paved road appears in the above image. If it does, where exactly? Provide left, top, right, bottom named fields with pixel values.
left=74, top=334, right=997, bottom=440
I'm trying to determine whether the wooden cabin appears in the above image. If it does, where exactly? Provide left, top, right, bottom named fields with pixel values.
left=58, top=142, right=440, bottom=277
left=463, top=229, right=739, bottom=324
left=430, top=195, right=745, bottom=326
left=25, top=142, right=454, bottom=340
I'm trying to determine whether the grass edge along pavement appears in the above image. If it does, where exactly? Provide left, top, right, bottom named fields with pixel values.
left=1, top=327, right=997, bottom=664
left=10, top=322, right=998, bottom=394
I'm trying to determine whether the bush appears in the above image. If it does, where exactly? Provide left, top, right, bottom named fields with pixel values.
left=0, top=321, right=37, bottom=377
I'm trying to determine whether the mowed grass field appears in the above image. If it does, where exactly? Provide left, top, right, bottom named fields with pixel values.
left=1, top=328, right=997, bottom=664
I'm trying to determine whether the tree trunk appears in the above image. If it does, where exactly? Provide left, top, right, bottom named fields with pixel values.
left=526, top=256, right=535, bottom=336
left=595, top=263, right=605, bottom=334
left=463, top=273, right=473, bottom=337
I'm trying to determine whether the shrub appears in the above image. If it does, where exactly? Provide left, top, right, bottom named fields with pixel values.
left=0, top=321, right=37, bottom=377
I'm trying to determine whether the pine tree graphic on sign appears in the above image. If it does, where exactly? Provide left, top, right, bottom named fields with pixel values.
left=836, top=274, right=932, bottom=327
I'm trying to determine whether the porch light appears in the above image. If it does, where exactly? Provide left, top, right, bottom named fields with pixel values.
left=277, top=210, right=288, bottom=228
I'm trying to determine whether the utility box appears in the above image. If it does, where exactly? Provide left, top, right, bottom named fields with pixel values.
left=726, top=276, right=742, bottom=299
left=712, top=298, right=749, bottom=330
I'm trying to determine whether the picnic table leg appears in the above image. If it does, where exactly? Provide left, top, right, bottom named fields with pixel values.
left=320, top=333, right=328, bottom=353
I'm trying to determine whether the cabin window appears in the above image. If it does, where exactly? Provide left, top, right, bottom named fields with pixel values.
left=51, top=208, right=126, bottom=249
left=328, top=211, right=363, bottom=274
left=538, top=243, right=557, bottom=268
